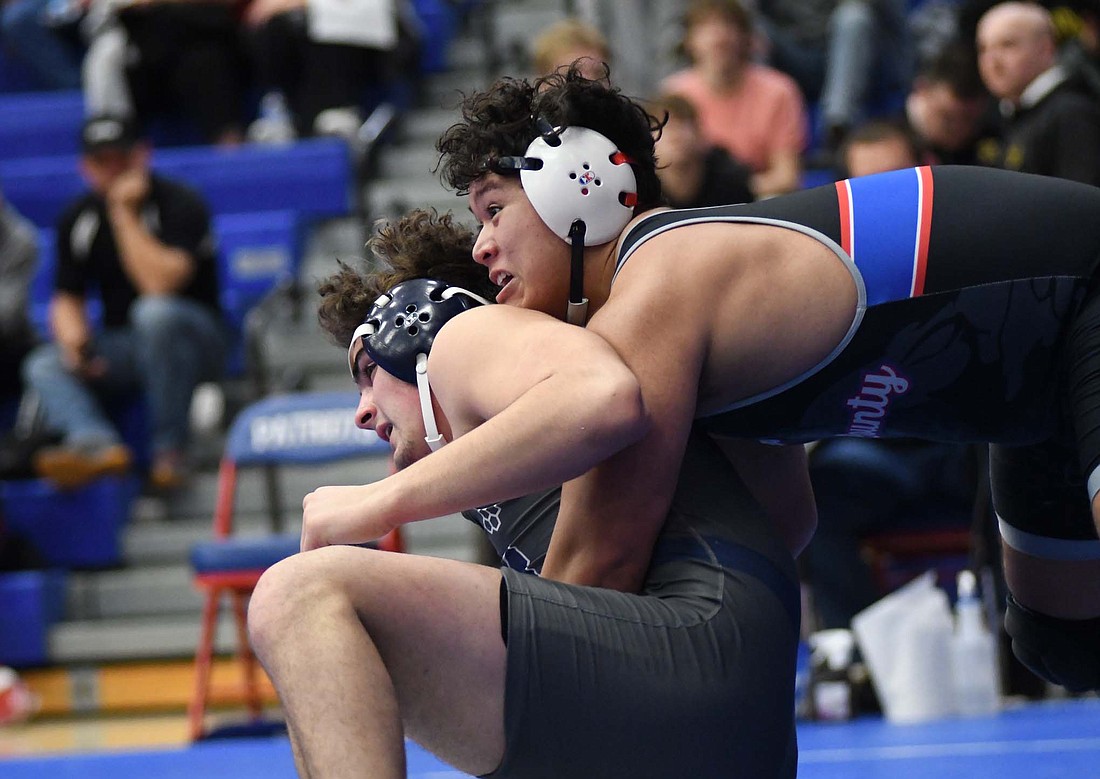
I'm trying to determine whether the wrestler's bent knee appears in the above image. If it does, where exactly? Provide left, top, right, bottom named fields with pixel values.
left=248, top=552, right=334, bottom=656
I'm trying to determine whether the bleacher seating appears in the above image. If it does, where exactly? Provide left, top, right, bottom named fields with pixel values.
left=0, top=89, right=84, bottom=161
left=0, top=137, right=353, bottom=230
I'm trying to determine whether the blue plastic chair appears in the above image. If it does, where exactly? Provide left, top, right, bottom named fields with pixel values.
left=187, top=390, right=401, bottom=740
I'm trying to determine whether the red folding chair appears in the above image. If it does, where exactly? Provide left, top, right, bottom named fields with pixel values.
left=187, top=391, right=402, bottom=740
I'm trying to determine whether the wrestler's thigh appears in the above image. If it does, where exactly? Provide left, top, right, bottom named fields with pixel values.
left=281, top=546, right=506, bottom=762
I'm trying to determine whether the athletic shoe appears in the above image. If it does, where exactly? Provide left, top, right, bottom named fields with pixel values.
left=33, top=441, right=132, bottom=490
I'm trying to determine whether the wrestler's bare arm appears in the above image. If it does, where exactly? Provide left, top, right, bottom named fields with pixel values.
left=540, top=261, right=710, bottom=591
left=300, top=306, right=649, bottom=549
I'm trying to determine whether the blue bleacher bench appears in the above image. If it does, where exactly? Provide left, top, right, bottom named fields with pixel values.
left=0, top=570, right=67, bottom=667
left=0, top=137, right=353, bottom=229
left=0, top=89, right=84, bottom=161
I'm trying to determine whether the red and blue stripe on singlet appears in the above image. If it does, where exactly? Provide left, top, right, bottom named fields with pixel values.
left=835, top=166, right=935, bottom=305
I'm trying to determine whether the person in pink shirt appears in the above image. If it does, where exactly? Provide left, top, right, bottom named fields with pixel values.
left=662, top=0, right=808, bottom=197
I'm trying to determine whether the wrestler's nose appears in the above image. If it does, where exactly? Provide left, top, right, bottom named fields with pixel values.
left=355, top=389, right=376, bottom=430
left=473, top=226, right=496, bottom=267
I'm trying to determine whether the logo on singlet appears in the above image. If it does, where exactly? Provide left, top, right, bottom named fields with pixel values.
left=845, top=364, right=910, bottom=437
left=474, top=503, right=501, bottom=534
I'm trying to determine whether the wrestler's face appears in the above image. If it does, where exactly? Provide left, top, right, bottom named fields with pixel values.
left=351, top=345, right=432, bottom=470
left=977, top=7, right=1055, bottom=102
left=469, top=173, right=572, bottom=319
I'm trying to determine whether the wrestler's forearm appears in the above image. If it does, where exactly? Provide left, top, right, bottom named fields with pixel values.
left=302, top=371, right=649, bottom=549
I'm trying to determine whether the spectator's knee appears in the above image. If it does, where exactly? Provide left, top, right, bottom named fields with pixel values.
left=832, top=0, right=875, bottom=35
left=130, top=295, right=187, bottom=340
left=21, top=343, right=62, bottom=387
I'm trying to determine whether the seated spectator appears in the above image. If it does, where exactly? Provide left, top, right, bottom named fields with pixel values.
left=22, top=116, right=227, bottom=492
left=572, top=1, right=688, bottom=97
left=115, top=0, right=249, bottom=146
left=1056, top=0, right=1100, bottom=99
left=81, top=0, right=134, bottom=118
left=904, top=40, right=995, bottom=165
left=530, top=16, right=611, bottom=81
left=0, top=0, right=83, bottom=90
left=662, top=0, right=808, bottom=197
left=754, top=0, right=915, bottom=150
left=835, top=119, right=923, bottom=178
left=245, top=0, right=402, bottom=144
left=0, top=186, right=38, bottom=422
left=650, top=92, right=754, bottom=207
left=975, top=0, right=1100, bottom=185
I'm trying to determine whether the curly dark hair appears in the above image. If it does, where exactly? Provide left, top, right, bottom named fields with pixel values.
left=316, top=208, right=494, bottom=347
left=437, top=65, right=665, bottom=211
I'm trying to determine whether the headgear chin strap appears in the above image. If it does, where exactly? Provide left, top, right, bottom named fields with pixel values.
left=347, top=279, right=490, bottom=451
left=494, top=124, right=638, bottom=326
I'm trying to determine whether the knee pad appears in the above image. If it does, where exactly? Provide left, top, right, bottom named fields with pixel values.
left=1005, top=593, right=1100, bottom=692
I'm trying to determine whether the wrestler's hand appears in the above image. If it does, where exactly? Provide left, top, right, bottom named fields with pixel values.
left=1005, top=593, right=1100, bottom=693
left=300, top=483, right=397, bottom=552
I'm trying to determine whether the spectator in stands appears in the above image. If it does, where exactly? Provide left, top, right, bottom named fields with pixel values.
left=0, top=0, right=83, bottom=90
left=975, top=0, right=1100, bottom=184
left=662, top=0, right=807, bottom=197
left=568, top=1, right=688, bottom=96
left=244, top=0, right=402, bottom=144
left=1057, top=0, right=1100, bottom=99
left=81, top=0, right=133, bottom=118
left=754, top=0, right=914, bottom=152
left=0, top=185, right=37, bottom=421
left=115, top=0, right=248, bottom=146
left=530, top=16, right=611, bottom=82
left=650, top=91, right=754, bottom=207
left=22, top=115, right=226, bottom=492
left=834, top=118, right=924, bottom=177
left=904, top=40, right=996, bottom=165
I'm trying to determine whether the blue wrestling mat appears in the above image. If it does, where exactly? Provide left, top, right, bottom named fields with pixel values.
left=2, top=698, right=1097, bottom=778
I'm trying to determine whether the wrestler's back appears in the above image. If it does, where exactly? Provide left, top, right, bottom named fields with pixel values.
left=616, top=166, right=1100, bottom=443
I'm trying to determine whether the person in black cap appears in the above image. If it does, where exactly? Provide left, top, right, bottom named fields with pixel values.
left=21, top=114, right=227, bottom=492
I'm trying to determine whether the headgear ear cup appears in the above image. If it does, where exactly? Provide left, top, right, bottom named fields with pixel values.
left=520, top=126, right=638, bottom=245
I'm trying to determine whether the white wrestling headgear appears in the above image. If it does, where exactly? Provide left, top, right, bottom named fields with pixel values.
left=519, top=125, right=638, bottom=245
left=491, top=122, right=638, bottom=324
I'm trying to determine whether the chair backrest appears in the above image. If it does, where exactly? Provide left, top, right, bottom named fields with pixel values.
left=224, top=391, right=387, bottom=467
left=213, top=391, right=389, bottom=537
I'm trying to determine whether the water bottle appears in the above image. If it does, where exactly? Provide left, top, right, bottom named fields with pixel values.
left=808, top=629, right=854, bottom=721
left=950, top=569, right=1001, bottom=716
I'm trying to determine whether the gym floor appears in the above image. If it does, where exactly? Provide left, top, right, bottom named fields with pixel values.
left=1, top=697, right=1097, bottom=777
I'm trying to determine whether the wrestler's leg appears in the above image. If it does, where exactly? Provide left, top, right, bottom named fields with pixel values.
left=248, top=545, right=506, bottom=778
left=992, top=442, right=1100, bottom=620
left=1007, top=280, right=1100, bottom=620
left=993, top=441, right=1100, bottom=692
